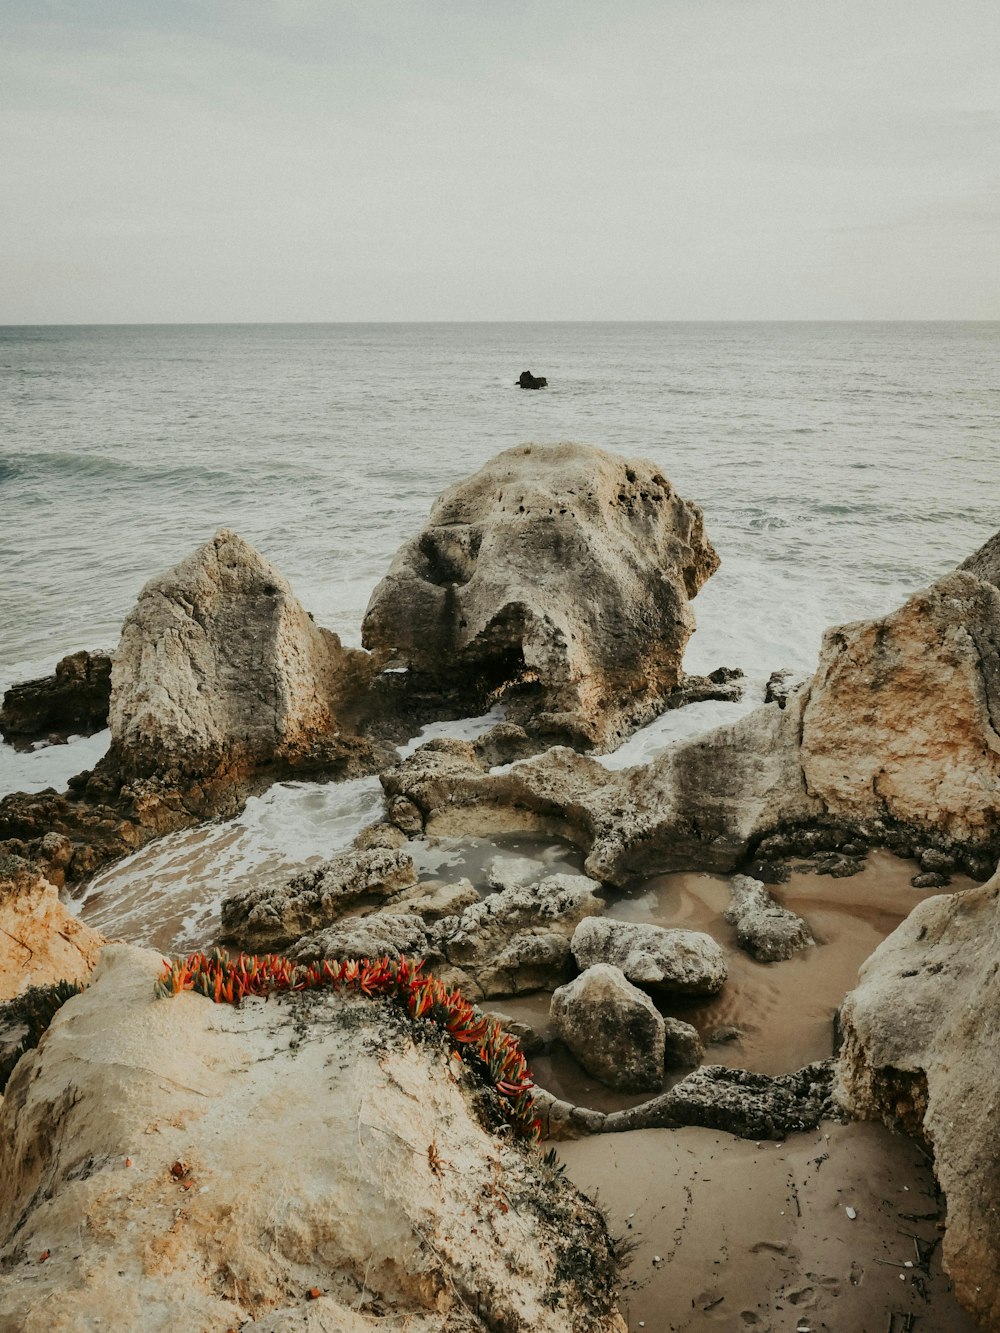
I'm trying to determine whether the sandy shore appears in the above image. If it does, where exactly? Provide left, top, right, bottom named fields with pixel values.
left=559, top=1119, right=976, bottom=1332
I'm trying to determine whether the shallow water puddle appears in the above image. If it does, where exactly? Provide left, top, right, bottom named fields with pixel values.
left=504, top=851, right=972, bottom=1110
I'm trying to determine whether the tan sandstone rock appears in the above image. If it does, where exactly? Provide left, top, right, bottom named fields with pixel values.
left=362, top=443, right=719, bottom=751
left=0, top=855, right=104, bottom=1001
left=835, top=872, right=1000, bottom=1329
left=111, top=528, right=375, bottom=781
left=799, top=568, right=1000, bottom=853
left=0, top=945, right=625, bottom=1333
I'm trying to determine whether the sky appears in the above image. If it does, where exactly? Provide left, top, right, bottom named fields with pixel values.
left=2, top=0, right=999, bottom=322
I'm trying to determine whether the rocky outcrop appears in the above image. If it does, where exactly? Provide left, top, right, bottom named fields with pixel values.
left=0, top=651, right=111, bottom=748
left=724, top=874, right=813, bottom=962
left=219, top=848, right=418, bottom=952
left=292, top=911, right=435, bottom=964
left=551, top=964, right=665, bottom=1093
left=0, top=946, right=625, bottom=1332
left=436, top=874, right=605, bottom=1000
left=0, top=854, right=104, bottom=1001
left=799, top=533, right=1000, bottom=857
left=362, top=443, right=719, bottom=751
left=570, top=917, right=727, bottom=996
left=0, top=532, right=386, bottom=891
left=111, top=529, right=376, bottom=782
left=836, top=872, right=1000, bottom=1328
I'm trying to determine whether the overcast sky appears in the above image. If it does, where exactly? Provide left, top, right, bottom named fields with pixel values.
left=3, top=0, right=999, bottom=322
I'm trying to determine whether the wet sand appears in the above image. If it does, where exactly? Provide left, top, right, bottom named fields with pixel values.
left=559, top=1120, right=977, bottom=1332
left=503, top=852, right=972, bottom=1111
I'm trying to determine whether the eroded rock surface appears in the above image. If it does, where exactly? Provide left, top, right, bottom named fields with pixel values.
left=220, top=848, right=417, bottom=952
left=111, top=529, right=375, bottom=782
left=571, top=917, right=727, bottom=996
left=437, top=873, right=605, bottom=999
left=551, top=964, right=665, bottom=1093
left=0, top=854, right=104, bottom=1001
left=0, top=946, right=625, bottom=1333
left=362, top=443, right=719, bottom=751
left=836, top=872, right=1000, bottom=1328
left=724, top=874, right=814, bottom=963
left=0, top=651, right=111, bottom=748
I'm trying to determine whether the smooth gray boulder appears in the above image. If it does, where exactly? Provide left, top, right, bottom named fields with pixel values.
left=362, top=443, right=719, bottom=751
left=571, top=917, right=727, bottom=996
left=551, top=964, right=665, bottom=1093
left=724, top=874, right=813, bottom=963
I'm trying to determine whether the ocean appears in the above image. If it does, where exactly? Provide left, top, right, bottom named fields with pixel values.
left=1, top=322, right=997, bottom=944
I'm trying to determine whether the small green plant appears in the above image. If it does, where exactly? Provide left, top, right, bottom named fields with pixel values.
left=155, top=950, right=540, bottom=1141
left=0, top=979, right=85, bottom=1093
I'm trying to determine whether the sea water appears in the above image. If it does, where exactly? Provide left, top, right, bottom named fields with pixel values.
left=1, top=322, right=997, bottom=941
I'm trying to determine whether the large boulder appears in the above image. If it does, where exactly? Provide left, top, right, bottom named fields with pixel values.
left=0, top=650, right=111, bottom=748
left=0, top=946, right=625, bottom=1332
left=571, top=917, right=727, bottom=996
left=362, top=443, right=719, bottom=751
left=110, top=529, right=375, bottom=782
left=551, top=964, right=665, bottom=1093
left=836, top=872, right=1000, bottom=1328
left=800, top=537, right=1000, bottom=853
left=724, top=874, right=813, bottom=963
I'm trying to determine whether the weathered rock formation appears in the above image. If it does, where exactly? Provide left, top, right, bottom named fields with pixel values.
left=551, top=964, right=665, bottom=1093
left=836, top=871, right=1000, bottom=1328
left=220, top=848, right=418, bottom=953
left=110, top=529, right=375, bottom=782
left=381, top=524, right=1000, bottom=883
left=0, top=650, right=111, bottom=748
left=434, top=873, right=605, bottom=999
left=362, top=443, right=719, bottom=751
left=724, top=874, right=813, bottom=963
left=0, top=531, right=384, bottom=889
left=0, top=854, right=104, bottom=1002
left=0, top=946, right=625, bottom=1332
left=571, top=917, right=727, bottom=995
left=662, top=1016, right=704, bottom=1068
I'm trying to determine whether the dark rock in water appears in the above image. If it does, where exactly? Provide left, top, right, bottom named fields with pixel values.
left=911, top=870, right=951, bottom=889
left=663, top=668, right=745, bottom=709
left=517, top=370, right=548, bottom=389
left=814, top=853, right=866, bottom=878
left=0, top=651, right=112, bottom=749
left=744, top=859, right=791, bottom=885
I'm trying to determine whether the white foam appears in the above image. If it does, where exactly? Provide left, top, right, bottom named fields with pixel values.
left=396, top=706, right=506, bottom=759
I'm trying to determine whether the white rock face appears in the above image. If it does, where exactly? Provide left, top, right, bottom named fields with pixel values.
left=571, top=918, right=727, bottom=996
left=724, top=874, right=813, bottom=963
left=551, top=964, right=665, bottom=1093
left=111, top=529, right=373, bottom=780
left=362, top=443, right=719, bottom=751
left=835, top=872, right=1000, bottom=1329
left=0, top=946, right=625, bottom=1333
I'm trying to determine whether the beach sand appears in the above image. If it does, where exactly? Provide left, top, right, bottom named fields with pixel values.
left=559, top=1120, right=977, bottom=1332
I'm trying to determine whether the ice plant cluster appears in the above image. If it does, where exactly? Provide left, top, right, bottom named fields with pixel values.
left=155, top=950, right=540, bottom=1141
